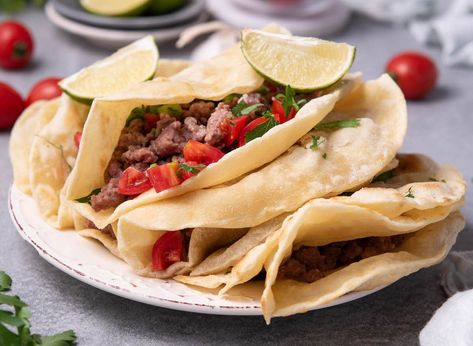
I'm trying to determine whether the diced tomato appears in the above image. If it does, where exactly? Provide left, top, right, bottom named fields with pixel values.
left=74, top=131, right=82, bottom=148
left=151, top=231, right=184, bottom=271
left=144, top=113, right=159, bottom=132
left=238, top=117, right=268, bottom=147
left=176, top=160, right=204, bottom=181
left=272, top=99, right=296, bottom=124
left=183, top=140, right=224, bottom=166
left=224, top=115, right=248, bottom=146
left=147, top=162, right=182, bottom=193
left=118, top=166, right=152, bottom=195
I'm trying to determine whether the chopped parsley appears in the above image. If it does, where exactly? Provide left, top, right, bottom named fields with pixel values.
left=244, top=112, right=279, bottom=144
left=405, top=187, right=415, bottom=198
left=322, top=153, right=328, bottom=160
left=373, top=170, right=394, bottom=183
left=276, top=85, right=305, bottom=117
left=314, top=119, right=361, bottom=130
left=176, top=163, right=206, bottom=179
left=309, top=135, right=325, bottom=150
left=231, top=101, right=263, bottom=117
left=0, top=271, right=76, bottom=345
left=126, top=104, right=183, bottom=126
left=76, top=188, right=101, bottom=204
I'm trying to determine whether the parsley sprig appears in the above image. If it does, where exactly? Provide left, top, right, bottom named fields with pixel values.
left=0, top=271, right=76, bottom=345
left=314, top=119, right=361, bottom=130
left=309, top=136, right=325, bottom=150
left=275, top=85, right=306, bottom=117
left=231, top=101, right=263, bottom=117
left=405, top=187, right=415, bottom=198
left=244, top=111, right=279, bottom=144
left=176, top=163, right=206, bottom=179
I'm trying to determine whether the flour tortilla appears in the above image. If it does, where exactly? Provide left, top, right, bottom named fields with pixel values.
left=10, top=98, right=61, bottom=195
left=67, top=32, right=362, bottom=229
left=122, top=74, right=407, bottom=231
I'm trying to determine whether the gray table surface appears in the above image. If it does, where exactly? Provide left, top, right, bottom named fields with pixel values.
left=1, top=8, right=472, bottom=346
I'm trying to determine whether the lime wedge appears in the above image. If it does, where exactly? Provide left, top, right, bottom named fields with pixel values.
left=60, top=36, right=159, bottom=104
left=241, top=29, right=356, bottom=91
left=80, top=0, right=151, bottom=17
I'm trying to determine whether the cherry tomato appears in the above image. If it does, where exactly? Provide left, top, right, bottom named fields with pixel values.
left=272, top=99, right=296, bottom=123
left=147, top=162, right=182, bottom=193
left=74, top=131, right=82, bottom=148
left=143, top=113, right=159, bottom=132
left=385, top=51, right=438, bottom=100
left=238, top=117, right=268, bottom=147
left=176, top=161, right=205, bottom=181
left=151, top=231, right=184, bottom=271
left=183, top=140, right=224, bottom=166
left=0, top=82, right=25, bottom=129
left=118, top=166, right=152, bottom=195
left=0, top=21, right=34, bottom=69
left=26, top=78, right=62, bottom=106
left=224, top=115, right=248, bottom=146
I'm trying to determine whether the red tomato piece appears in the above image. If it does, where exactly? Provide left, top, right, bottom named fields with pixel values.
left=224, top=115, right=248, bottom=146
left=385, top=51, right=438, bottom=100
left=0, top=21, right=34, bottom=69
left=143, top=113, right=159, bottom=132
left=151, top=231, right=184, bottom=271
left=26, top=77, right=62, bottom=106
left=0, top=82, right=25, bottom=129
left=238, top=117, right=268, bottom=147
left=176, top=161, right=205, bottom=181
left=271, top=99, right=286, bottom=123
left=183, top=140, right=224, bottom=166
left=74, top=131, right=82, bottom=148
left=147, top=162, right=182, bottom=193
left=118, top=166, right=152, bottom=195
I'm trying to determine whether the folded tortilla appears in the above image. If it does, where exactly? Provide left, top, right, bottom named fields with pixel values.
left=67, top=35, right=362, bottom=229
left=121, top=74, right=408, bottom=231
left=115, top=154, right=464, bottom=281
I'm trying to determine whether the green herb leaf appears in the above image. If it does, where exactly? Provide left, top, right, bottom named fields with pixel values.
left=245, top=116, right=279, bottom=144
left=0, top=293, right=27, bottom=307
left=178, top=163, right=206, bottom=174
left=405, top=187, right=415, bottom=198
left=314, top=119, right=361, bottom=130
left=282, top=85, right=298, bottom=115
left=76, top=188, right=101, bottom=204
left=0, top=272, right=12, bottom=292
left=373, top=170, right=394, bottom=183
left=0, top=310, right=28, bottom=327
left=309, top=136, right=325, bottom=150
left=40, top=330, right=77, bottom=346
left=240, top=103, right=263, bottom=115
left=156, top=104, right=182, bottom=117
left=231, top=101, right=247, bottom=117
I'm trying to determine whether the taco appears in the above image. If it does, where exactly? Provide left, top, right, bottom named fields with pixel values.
left=66, top=31, right=362, bottom=229
left=117, top=73, right=407, bottom=232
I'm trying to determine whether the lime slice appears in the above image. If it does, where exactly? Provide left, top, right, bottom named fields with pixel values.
left=60, top=36, right=159, bottom=104
left=80, top=0, right=151, bottom=17
left=241, top=29, right=356, bottom=91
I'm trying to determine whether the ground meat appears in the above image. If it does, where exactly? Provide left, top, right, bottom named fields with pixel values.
left=150, top=121, right=187, bottom=157
left=85, top=220, right=116, bottom=239
left=107, top=159, right=122, bottom=179
left=278, top=235, right=405, bottom=283
left=121, top=146, right=158, bottom=166
left=238, top=93, right=264, bottom=105
left=90, top=178, right=125, bottom=211
left=182, top=101, right=215, bottom=120
left=183, top=117, right=207, bottom=141
left=204, top=103, right=230, bottom=147
left=116, top=119, right=146, bottom=150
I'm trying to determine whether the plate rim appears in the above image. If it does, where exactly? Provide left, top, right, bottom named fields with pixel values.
left=8, top=185, right=388, bottom=316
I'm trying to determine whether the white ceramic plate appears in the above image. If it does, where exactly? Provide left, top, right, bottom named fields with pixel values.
left=45, top=2, right=209, bottom=50
left=9, top=185, right=386, bottom=316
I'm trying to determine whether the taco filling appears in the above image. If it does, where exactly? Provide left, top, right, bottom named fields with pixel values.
left=278, top=234, right=406, bottom=283
left=88, top=83, right=316, bottom=211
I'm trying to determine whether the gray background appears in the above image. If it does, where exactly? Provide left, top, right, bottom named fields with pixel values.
left=1, top=9, right=472, bottom=346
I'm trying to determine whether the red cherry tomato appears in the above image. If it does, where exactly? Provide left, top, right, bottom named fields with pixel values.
left=26, top=78, right=62, bottom=106
left=238, top=117, right=268, bottom=147
left=272, top=99, right=296, bottom=123
left=0, top=82, right=25, bottom=129
left=385, top=51, right=438, bottom=100
left=0, top=21, right=34, bottom=69
left=147, top=162, right=182, bottom=193
left=224, top=115, right=248, bottom=146
left=74, top=131, right=82, bottom=148
left=183, top=140, right=224, bottom=166
left=118, top=166, right=152, bottom=195
left=151, top=231, right=184, bottom=271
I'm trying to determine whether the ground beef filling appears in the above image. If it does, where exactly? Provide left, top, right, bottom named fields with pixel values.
left=278, top=235, right=405, bottom=283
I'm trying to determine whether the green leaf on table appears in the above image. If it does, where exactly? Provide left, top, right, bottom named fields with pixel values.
left=0, top=272, right=12, bottom=292
left=40, top=330, right=77, bottom=346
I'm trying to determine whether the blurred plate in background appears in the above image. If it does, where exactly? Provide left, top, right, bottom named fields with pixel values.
left=45, top=2, right=208, bottom=49
left=52, top=0, right=206, bottom=30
